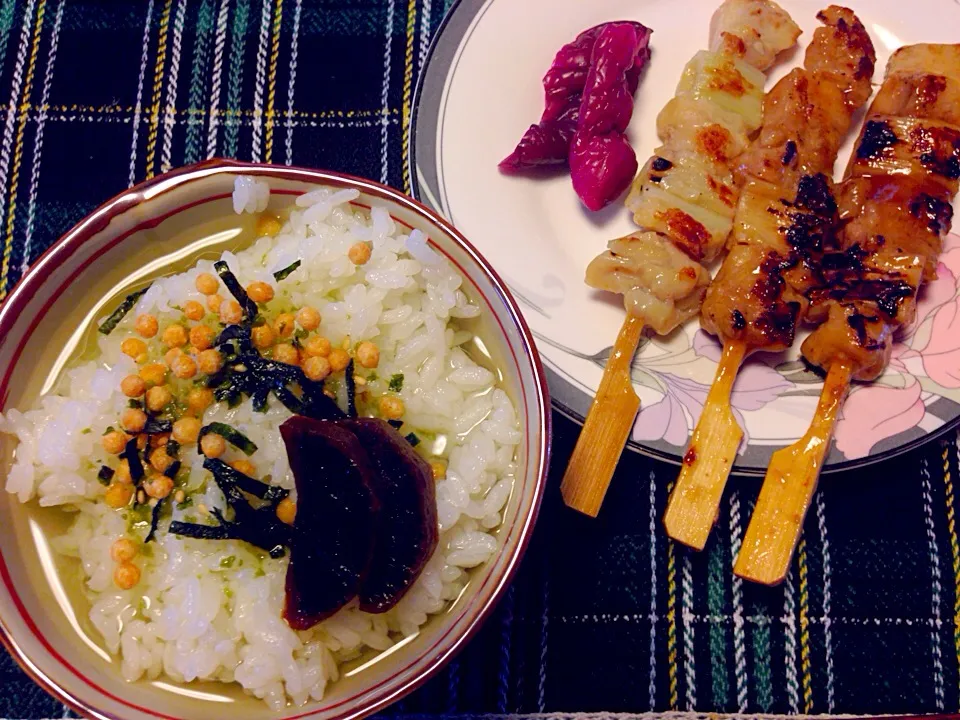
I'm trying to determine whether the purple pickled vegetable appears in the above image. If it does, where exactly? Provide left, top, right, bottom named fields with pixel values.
left=499, top=21, right=651, bottom=176
left=569, top=22, right=649, bottom=210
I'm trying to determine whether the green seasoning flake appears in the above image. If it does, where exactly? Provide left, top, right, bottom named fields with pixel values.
left=198, top=422, right=258, bottom=455
left=97, top=465, right=115, bottom=486
left=272, top=259, right=301, bottom=282
left=388, top=373, right=404, bottom=392
left=220, top=555, right=236, bottom=569
left=97, top=286, right=151, bottom=335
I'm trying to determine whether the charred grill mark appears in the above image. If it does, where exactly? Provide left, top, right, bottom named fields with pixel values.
left=655, top=208, right=709, bottom=261
left=856, top=120, right=899, bottom=159
left=847, top=312, right=868, bottom=345
left=795, top=174, right=838, bottom=216
left=909, top=192, right=954, bottom=235
left=917, top=74, right=948, bottom=105
left=755, top=301, right=800, bottom=347
left=707, top=60, right=751, bottom=97
left=919, top=151, right=960, bottom=180
left=651, top=156, right=672, bottom=171
left=856, top=55, right=874, bottom=80
left=845, top=311, right=884, bottom=349
left=782, top=140, right=798, bottom=166
left=731, top=309, right=745, bottom=330
left=697, top=125, right=735, bottom=163
left=707, top=175, right=736, bottom=207
left=912, top=125, right=960, bottom=180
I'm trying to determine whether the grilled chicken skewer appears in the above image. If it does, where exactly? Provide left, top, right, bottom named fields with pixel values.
left=736, top=43, right=960, bottom=585
left=663, top=6, right=876, bottom=549
left=560, top=0, right=801, bottom=517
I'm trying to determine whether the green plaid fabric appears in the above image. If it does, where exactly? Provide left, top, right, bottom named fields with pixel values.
left=0, top=1, right=958, bottom=718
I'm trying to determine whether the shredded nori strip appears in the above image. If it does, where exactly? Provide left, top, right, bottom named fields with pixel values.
left=345, top=359, right=357, bottom=418
left=97, top=465, right=114, bottom=485
left=198, top=422, right=258, bottom=455
left=97, top=286, right=151, bottom=336
left=145, top=499, right=165, bottom=543
left=203, top=457, right=288, bottom=503
left=169, top=519, right=231, bottom=541
left=207, top=323, right=345, bottom=421
left=163, top=460, right=181, bottom=479
left=214, top=260, right=258, bottom=318
left=165, top=439, right=180, bottom=457
left=142, top=417, right=173, bottom=435
left=387, top=419, right=403, bottom=429
left=121, top=438, right=145, bottom=483
left=273, top=259, right=301, bottom=282
left=128, top=399, right=143, bottom=409
left=405, top=432, right=420, bottom=447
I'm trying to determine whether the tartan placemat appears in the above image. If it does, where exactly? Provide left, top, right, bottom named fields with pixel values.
left=0, top=1, right=958, bottom=717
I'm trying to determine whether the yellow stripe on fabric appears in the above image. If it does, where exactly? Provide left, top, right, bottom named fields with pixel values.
left=144, top=0, right=173, bottom=180
left=400, top=0, right=417, bottom=193
left=264, top=0, right=282, bottom=163
left=799, top=537, right=813, bottom=712
left=0, top=0, right=46, bottom=302
left=945, top=443, right=960, bottom=677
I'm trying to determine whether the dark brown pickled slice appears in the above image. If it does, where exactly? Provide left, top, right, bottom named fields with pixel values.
left=279, top=416, right=380, bottom=630
left=341, top=418, right=439, bottom=613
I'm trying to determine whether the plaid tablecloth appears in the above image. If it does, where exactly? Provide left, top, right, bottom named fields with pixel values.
left=1, top=1, right=959, bottom=717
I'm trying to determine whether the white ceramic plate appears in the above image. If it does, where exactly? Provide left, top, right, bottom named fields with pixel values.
left=410, top=0, right=960, bottom=474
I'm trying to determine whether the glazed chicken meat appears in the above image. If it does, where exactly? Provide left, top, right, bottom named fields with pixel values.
left=700, top=6, right=876, bottom=352
left=586, top=0, right=800, bottom=335
left=802, top=43, right=960, bottom=381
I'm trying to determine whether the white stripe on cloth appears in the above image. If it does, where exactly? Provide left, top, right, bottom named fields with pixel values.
left=0, top=0, right=39, bottom=230
left=249, top=0, right=271, bottom=162
left=921, top=458, right=946, bottom=711
left=20, top=0, right=64, bottom=273
left=784, top=565, right=799, bottom=714
left=159, top=0, right=188, bottom=174
left=205, top=0, right=230, bottom=158
left=729, top=491, right=747, bottom=713
left=815, top=492, right=835, bottom=713
left=681, top=553, right=696, bottom=711
left=379, top=0, right=395, bottom=184
left=417, top=0, right=431, bottom=68
left=128, top=0, right=155, bottom=185
left=284, top=0, right=302, bottom=165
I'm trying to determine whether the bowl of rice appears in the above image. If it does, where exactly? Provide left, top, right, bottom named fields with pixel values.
left=0, top=159, right=550, bottom=719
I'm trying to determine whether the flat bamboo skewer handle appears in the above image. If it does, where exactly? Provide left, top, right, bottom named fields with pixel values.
left=663, top=341, right=747, bottom=549
left=561, top=314, right=645, bottom=517
left=735, top=359, right=853, bottom=585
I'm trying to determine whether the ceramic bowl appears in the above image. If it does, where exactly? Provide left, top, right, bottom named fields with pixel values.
left=0, top=159, right=550, bottom=720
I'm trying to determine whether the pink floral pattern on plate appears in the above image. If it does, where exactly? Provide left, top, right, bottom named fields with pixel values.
left=630, top=233, right=960, bottom=461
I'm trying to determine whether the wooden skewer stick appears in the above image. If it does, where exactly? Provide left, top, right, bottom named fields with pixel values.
left=561, top=314, right=646, bottom=517
left=663, top=340, right=747, bottom=549
left=734, top=359, right=853, bottom=585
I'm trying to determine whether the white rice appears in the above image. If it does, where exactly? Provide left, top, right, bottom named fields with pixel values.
left=0, top=177, right=521, bottom=708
